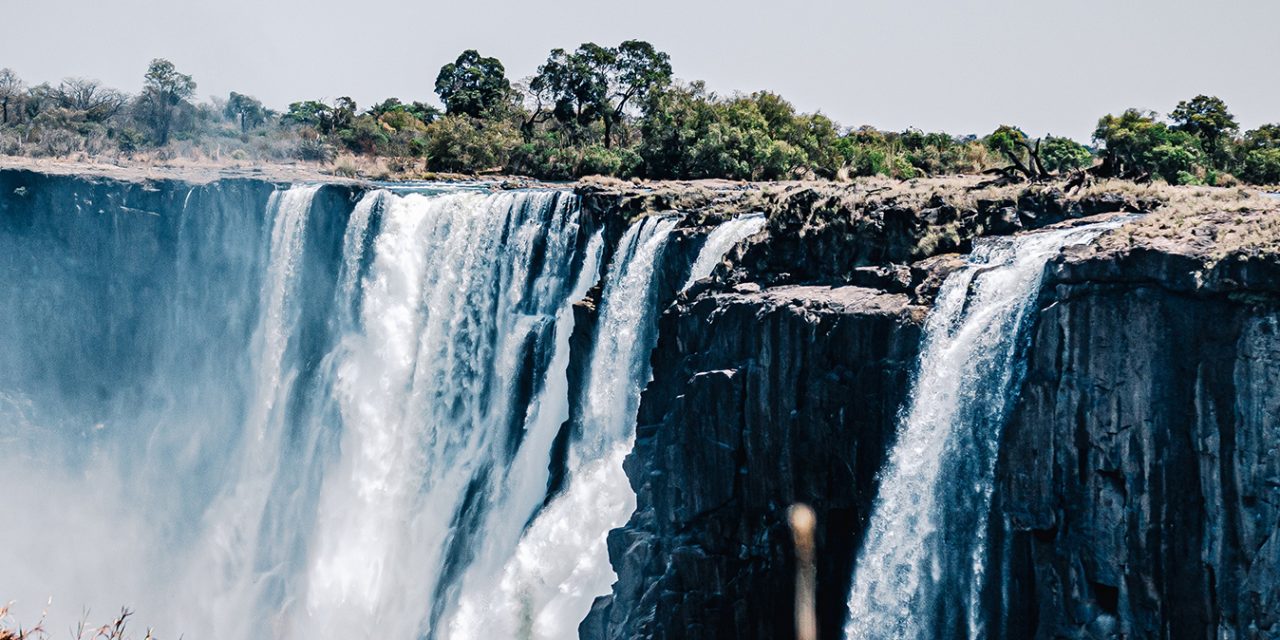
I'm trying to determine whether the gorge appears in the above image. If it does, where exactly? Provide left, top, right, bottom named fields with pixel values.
left=0, top=168, right=1277, bottom=640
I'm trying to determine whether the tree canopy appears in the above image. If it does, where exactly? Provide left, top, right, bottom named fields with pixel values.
left=435, top=50, right=511, bottom=118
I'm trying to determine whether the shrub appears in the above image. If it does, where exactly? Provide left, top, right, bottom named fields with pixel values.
left=296, top=138, right=336, bottom=163
left=424, top=115, right=520, bottom=172
left=1241, top=148, right=1280, bottom=185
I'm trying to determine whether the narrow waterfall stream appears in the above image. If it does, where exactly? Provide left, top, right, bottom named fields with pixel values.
left=0, top=180, right=770, bottom=640
left=845, top=219, right=1128, bottom=640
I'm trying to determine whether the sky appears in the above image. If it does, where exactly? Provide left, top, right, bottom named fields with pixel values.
left=3, top=0, right=1278, bottom=142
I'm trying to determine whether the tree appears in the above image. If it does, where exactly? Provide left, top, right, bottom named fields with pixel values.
left=0, top=68, right=26, bottom=125
left=1169, top=95, right=1237, bottom=165
left=332, top=97, right=358, bottom=131
left=1243, top=124, right=1280, bottom=152
left=52, top=78, right=128, bottom=122
left=1039, top=135, right=1094, bottom=173
left=435, top=50, right=511, bottom=118
left=1241, top=124, right=1280, bottom=184
left=136, top=58, right=196, bottom=145
left=533, top=40, right=672, bottom=148
left=985, top=125, right=1048, bottom=179
left=223, top=92, right=266, bottom=133
left=424, top=115, right=520, bottom=172
left=601, top=40, right=673, bottom=148
left=1241, top=148, right=1280, bottom=185
left=535, top=46, right=608, bottom=140
left=283, top=100, right=334, bottom=132
left=1094, top=109, right=1205, bottom=183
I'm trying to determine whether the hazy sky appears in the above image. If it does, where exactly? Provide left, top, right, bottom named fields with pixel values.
left=3, top=0, right=1278, bottom=141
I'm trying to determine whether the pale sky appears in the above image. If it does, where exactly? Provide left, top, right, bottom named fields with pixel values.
left=3, top=0, right=1278, bottom=141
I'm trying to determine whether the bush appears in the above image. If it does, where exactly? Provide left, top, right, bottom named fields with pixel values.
left=1241, top=148, right=1280, bottom=185
left=1040, top=135, right=1093, bottom=173
left=296, top=138, right=337, bottom=163
left=424, top=115, right=520, bottom=172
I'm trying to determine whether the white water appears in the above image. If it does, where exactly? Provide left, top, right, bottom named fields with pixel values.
left=682, top=212, right=766, bottom=289
left=297, top=190, right=594, bottom=639
left=845, top=220, right=1127, bottom=640
left=446, top=215, right=679, bottom=640
left=0, top=185, right=772, bottom=640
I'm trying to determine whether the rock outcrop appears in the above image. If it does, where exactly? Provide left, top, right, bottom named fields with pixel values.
left=584, top=285, right=922, bottom=640
left=992, top=209, right=1280, bottom=639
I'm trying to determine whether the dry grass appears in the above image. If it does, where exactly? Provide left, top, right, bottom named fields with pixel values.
left=1088, top=182, right=1280, bottom=263
left=0, top=603, right=156, bottom=640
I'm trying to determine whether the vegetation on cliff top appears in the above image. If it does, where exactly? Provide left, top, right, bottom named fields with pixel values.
left=1, top=50, right=1277, bottom=187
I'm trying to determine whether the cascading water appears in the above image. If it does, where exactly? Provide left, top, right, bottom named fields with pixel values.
left=845, top=219, right=1128, bottom=640
left=0, top=175, right=770, bottom=640
left=445, top=215, right=679, bottom=640
left=681, top=212, right=765, bottom=289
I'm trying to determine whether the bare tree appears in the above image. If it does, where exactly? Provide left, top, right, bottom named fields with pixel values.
left=53, top=78, right=128, bottom=122
left=0, top=68, right=26, bottom=125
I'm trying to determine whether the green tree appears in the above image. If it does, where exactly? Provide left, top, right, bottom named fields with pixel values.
left=1241, top=148, right=1280, bottom=185
left=435, top=50, right=512, bottom=118
left=1243, top=124, right=1280, bottom=152
left=332, top=97, right=358, bottom=131
left=1241, top=124, right=1280, bottom=184
left=425, top=115, right=520, bottom=172
left=136, top=58, right=196, bottom=145
left=533, top=40, right=672, bottom=148
left=985, top=125, right=1045, bottom=178
left=1039, top=135, right=1093, bottom=173
left=1094, top=109, right=1205, bottom=182
left=1169, top=95, right=1238, bottom=166
left=224, top=92, right=266, bottom=133
left=283, top=100, right=334, bottom=132
left=601, top=40, right=672, bottom=148
left=535, top=46, right=609, bottom=140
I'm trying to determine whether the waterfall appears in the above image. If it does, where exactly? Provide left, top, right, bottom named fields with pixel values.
left=682, top=212, right=765, bottom=289
left=446, top=215, right=678, bottom=640
left=845, top=219, right=1128, bottom=640
left=0, top=177, right=773, bottom=640
left=296, top=189, right=594, bottom=639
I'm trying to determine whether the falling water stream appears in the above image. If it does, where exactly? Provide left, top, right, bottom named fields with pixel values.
left=844, top=219, right=1129, bottom=640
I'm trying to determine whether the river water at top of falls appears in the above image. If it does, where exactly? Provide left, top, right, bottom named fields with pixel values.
left=0, top=183, right=766, bottom=640
left=845, top=219, right=1129, bottom=640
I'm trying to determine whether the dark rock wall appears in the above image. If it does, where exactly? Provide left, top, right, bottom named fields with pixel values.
left=585, top=286, right=922, bottom=640
left=993, top=249, right=1280, bottom=640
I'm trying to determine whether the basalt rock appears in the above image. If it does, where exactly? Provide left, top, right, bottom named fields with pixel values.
left=583, top=285, right=923, bottom=640
left=991, top=221, right=1280, bottom=640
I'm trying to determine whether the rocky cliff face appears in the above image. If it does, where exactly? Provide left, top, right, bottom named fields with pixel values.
left=993, top=211, right=1280, bottom=639
left=0, top=169, right=360, bottom=422
left=588, top=182, right=1280, bottom=640
left=583, top=285, right=921, bottom=640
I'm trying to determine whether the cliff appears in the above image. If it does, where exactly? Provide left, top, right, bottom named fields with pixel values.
left=993, top=207, right=1280, bottom=639
left=587, top=181, right=1280, bottom=640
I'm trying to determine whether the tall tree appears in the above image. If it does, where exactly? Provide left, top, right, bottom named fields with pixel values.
left=435, top=50, right=511, bottom=118
left=136, top=58, right=196, bottom=145
left=602, top=40, right=672, bottom=148
left=0, top=68, right=25, bottom=125
left=224, top=92, right=266, bottom=133
left=1169, top=95, right=1237, bottom=164
left=533, top=40, right=672, bottom=148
